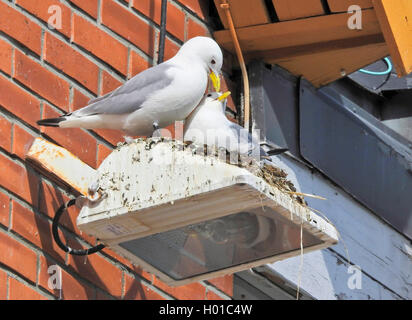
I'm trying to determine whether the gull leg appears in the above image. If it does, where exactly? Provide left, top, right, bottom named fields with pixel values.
left=124, top=135, right=134, bottom=144
left=88, top=180, right=100, bottom=195
left=87, top=180, right=107, bottom=202
left=88, top=180, right=101, bottom=200
left=152, top=121, right=161, bottom=138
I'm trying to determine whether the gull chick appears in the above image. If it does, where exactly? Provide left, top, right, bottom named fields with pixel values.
left=184, top=92, right=287, bottom=160
left=37, top=36, right=223, bottom=137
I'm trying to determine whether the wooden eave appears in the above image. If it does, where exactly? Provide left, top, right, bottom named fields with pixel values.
left=213, top=0, right=412, bottom=87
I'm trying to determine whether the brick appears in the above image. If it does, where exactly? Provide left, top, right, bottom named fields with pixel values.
left=102, top=0, right=155, bottom=56
left=38, top=180, right=67, bottom=220
left=178, top=0, right=208, bottom=20
left=206, top=290, right=224, bottom=300
left=69, top=0, right=98, bottom=19
left=41, top=104, right=97, bottom=168
left=44, top=33, right=99, bottom=94
left=0, top=154, right=39, bottom=205
left=101, top=247, right=152, bottom=276
left=129, top=265, right=155, bottom=283
left=101, top=71, right=123, bottom=95
left=0, top=192, right=10, bottom=229
left=101, top=247, right=133, bottom=270
left=0, top=115, right=12, bottom=153
left=14, top=50, right=70, bottom=111
left=208, top=275, right=233, bottom=297
left=71, top=89, right=91, bottom=112
left=12, top=124, right=36, bottom=160
left=0, top=76, right=41, bottom=129
left=0, top=231, right=37, bottom=282
left=38, top=256, right=95, bottom=300
left=68, top=253, right=123, bottom=298
left=187, top=18, right=209, bottom=40
left=164, top=38, right=180, bottom=61
left=163, top=124, right=175, bottom=139
left=163, top=2, right=185, bottom=41
left=152, top=277, right=206, bottom=300
left=132, top=0, right=185, bottom=41
left=9, top=277, right=49, bottom=300
left=0, top=39, right=12, bottom=75
left=132, top=0, right=161, bottom=22
left=124, top=274, right=165, bottom=300
left=129, top=51, right=151, bottom=78
left=97, top=143, right=112, bottom=167
left=73, top=15, right=128, bottom=75
left=11, top=200, right=66, bottom=263
left=0, top=1, right=42, bottom=55
left=0, top=270, right=7, bottom=300
left=96, top=290, right=114, bottom=300
left=163, top=121, right=184, bottom=140
left=95, top=129, right=125, bottom=147
left=16, top=0, right=72, bottom=38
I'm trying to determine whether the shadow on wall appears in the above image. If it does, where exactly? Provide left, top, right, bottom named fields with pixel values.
left=31, top=172, right=152, bottom=300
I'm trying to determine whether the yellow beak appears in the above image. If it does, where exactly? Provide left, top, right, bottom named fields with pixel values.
left=217, top=91, right=231, bottom=101
left=209, top=71, right=221, bottom=92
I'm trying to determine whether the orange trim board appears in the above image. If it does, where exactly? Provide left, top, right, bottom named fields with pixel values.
left=373, top=0, right=412, bottom=76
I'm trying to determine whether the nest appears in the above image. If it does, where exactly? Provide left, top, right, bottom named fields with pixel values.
left=115, top=137, right=306, bottom=205
left=251, top=162, right=305, bottom=205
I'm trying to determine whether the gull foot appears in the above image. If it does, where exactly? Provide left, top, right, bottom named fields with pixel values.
left=152, top=121, right=162, bottom=138
left=88, top=180, right=100, bottom=196
left=124, top=136, right=134, bottom=144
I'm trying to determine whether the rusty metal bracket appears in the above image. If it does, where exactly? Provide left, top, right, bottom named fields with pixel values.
left=27, top=137, right=107, bottom=255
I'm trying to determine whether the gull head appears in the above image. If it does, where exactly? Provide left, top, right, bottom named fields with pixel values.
left=178, top=37, right=223, bottom=91
left=202, top=91, right=231, bottom=112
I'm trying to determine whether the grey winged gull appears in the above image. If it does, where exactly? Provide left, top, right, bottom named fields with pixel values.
left=37, top=36, right=223, bottom=137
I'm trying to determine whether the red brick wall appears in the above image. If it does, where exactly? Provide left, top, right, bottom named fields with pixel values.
left=0, top=0, right=234, bottom=300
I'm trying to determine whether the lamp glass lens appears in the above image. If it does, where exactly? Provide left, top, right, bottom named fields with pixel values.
left=119, top=206, right=322, bottom=280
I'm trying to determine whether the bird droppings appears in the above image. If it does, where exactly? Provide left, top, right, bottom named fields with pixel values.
left=93, top=137, right=307, bottom=212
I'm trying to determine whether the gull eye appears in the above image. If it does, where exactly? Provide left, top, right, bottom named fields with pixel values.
left=211, top=59, right=216, bottom=65
left=207, top=94, right=212, bottom=97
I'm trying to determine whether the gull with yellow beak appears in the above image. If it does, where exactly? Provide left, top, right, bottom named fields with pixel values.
left=184, top=92, right=287, bottom=160
left=37, top=37, right=223, bottom=137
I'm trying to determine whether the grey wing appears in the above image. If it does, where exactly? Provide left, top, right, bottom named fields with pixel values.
left=88, top=92, right=111, bottom=105
left=74, top=63, right=175, bottom=117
